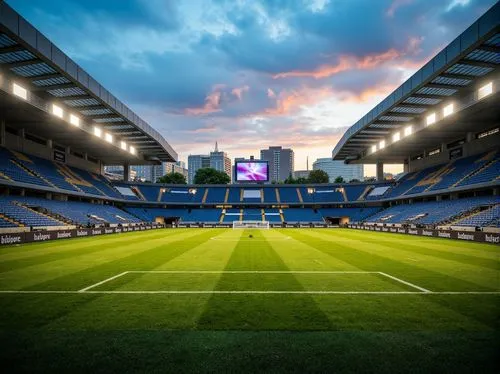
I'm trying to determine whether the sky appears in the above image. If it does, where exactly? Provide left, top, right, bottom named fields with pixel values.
left=6, top=0, right=497, bottom=176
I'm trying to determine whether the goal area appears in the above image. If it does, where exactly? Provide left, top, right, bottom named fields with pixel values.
left=233, top=220, right=270, bottom=229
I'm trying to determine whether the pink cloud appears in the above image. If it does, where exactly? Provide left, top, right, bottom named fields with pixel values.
left=272, top=39, right=427, bottom=80
left=185, top=86, right=223, bottom=115
left=231, top=85, right=249, bottom=100
left=265, top=86, right=336, bottom=115
left=273, top=49, right=403, bottom=79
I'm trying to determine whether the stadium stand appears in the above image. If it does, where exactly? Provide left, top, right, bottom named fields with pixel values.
left=278, top=188, right=300, bottom=203
left=283, top=208, right=324, bottom=223
left=320, top=207, right=382, bottom=223
left=263, top=187, right=279, bottom=203
left=226, top=188, right=241, bottom=204
left=264, top=209, right=282, bottom=223
left=2, top=197, right=141, bottom=226
left=0, top=196, right=64, bottom=227
left=205, top=187, right=227, bottom=204
left=0, top=148, right=51, bottom=187
left=0, top=216, right=17, bottom=228
left=242, top=208, right=263, bottom=221
left=0, top=147, right=123, bottom=198
left=379, top=152, right=500, bottom=199
left=365, top=196, right=500, bottom=225
left=223, top=208, right=241, bottom=223
left=453, top=204, right=500, bottom=228
left=344, top=185, right=367, bottom=202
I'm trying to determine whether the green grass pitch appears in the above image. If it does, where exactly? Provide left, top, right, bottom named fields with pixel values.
left=0, top=228, right=498, bottom=373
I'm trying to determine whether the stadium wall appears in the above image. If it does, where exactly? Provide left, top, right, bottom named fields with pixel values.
left=0, top=223, right=165, bottom=246
left=346, top=224, right=499, bottom=244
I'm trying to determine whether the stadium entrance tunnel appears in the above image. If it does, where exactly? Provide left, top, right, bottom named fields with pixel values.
left=324, top=216, right=350, bottom=225
left=155, top=216, right=179, bottom=225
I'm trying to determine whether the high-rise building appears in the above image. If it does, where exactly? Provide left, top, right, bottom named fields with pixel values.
left=260, top=146, right=294, bottom=183
left=106, top=161, right=188, bottom=183
left=105, top=164, right=153, bottom=182
left=312, top=158, right=363, bottom=182
left=103, top=165, right=137, bottom=181
left=187, top=142, right=231, bottom=183
left=188, top=155, right=210, bottom=183
left=293, top=170, right=310, bottom=179
left=164, top=161, right=188, bottom=180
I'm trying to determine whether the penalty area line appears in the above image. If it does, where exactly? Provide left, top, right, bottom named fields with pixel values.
left=78, top=271, right=129, bottom=292
left=126, top=270, right=380, bottom=274
left=377, top=272, right=431, bottom=293
left=0, top=290, right=499, bottom=295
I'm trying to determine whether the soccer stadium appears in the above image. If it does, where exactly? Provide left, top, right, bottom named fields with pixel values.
left=0, top=1, right=499, bottom=373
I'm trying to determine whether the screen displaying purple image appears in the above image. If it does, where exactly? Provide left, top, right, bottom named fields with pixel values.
left=236, top=161, right=269, bottom=182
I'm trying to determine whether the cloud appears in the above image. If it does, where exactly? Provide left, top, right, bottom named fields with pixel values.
left=386, top=0, right=414, bottom=17
left=185, top=86, right=224, bottom=115
left=272, top=38, right=425, bottom=80
left=231, top=85, right=250, bottom=100
left=6, top=0, right=496, bottom=170
left=264, top=86, right=336, bottom=115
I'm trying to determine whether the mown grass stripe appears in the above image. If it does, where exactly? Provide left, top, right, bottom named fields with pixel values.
left=287, top=230, right=497, bottom=292
left=0, top=229, right=188, bottom=259
left=329, top=229, right=500, bottom=269
left=0, top=230, right=184, bottom=273
left=287, top=229, right=499, bottom=329
left=196, top=229, right=333, bottom=330
left=0, top=230, right=203, bottom=291
left=19, top=229, right=218, bottom=291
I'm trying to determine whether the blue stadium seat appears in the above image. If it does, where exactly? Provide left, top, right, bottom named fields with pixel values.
left=205, top=187, right=227, bottom=204
left=0, top=196, right=63, bottom=227
left=365, top=196, right=500, bottom=225
left=283, top=208, right=323, bottom=223
left=263, top=188, right=278, bottom=203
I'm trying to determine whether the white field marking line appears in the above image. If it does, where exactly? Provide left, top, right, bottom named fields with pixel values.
left=78, top=271, right=129, bottom=292
left=210, top=237, right=292, bottom=241
left=125, top=270, right=378, bottom=274
left=377, top=272, right=431, bottom=293
left=76, top=271, right=379, bottom=293
left=0, top=290, right=499, bottom=295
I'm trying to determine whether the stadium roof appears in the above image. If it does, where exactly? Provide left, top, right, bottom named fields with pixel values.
left=0, top=2, right=177, bottom=164
left=332, top=2, right=499, bottom=164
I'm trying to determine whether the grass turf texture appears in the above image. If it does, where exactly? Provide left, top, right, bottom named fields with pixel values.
left=0, top=228, right=498, bottom=373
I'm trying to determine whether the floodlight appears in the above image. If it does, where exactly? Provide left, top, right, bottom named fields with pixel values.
left=379, top=140, right=385, bottom=149
left=443, top=103, right=454, bottom=117
left=13, top=83, right=28, bottom=100
left=52, top=104, right=64, bottom=118
left=392, top=132, right=400, bottom=142
left=404, top=125, right=412, bottom=137
left=426, top=113, right=436, bottom=126
left=94, top=126, right=102, bottom=138
left=105, top=133, right=113, bottom=143
left=478, top=82, right=493, bottom=100
left=69, top=114, right=80, bottom=126
left=371, top=145, right=377, bottom=153
left=120, top=141, right=127, bottom=150
left=129, top=146, right=136, bottom=155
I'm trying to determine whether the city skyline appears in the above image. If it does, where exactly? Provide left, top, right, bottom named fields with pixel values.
left=7, top=0, right=496, bottom=174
